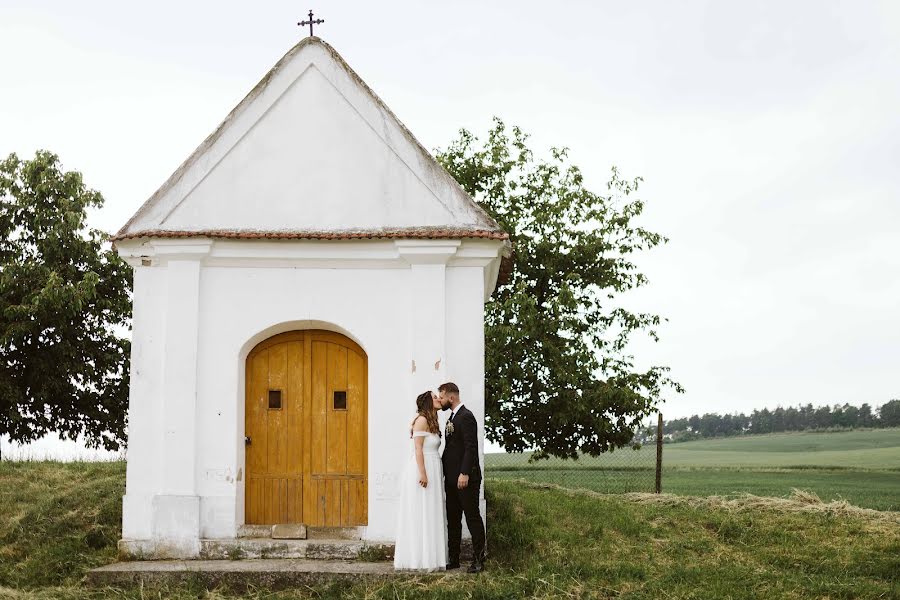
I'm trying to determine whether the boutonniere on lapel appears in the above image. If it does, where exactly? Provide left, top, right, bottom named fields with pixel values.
left=445, top=421, right=455, bottom=437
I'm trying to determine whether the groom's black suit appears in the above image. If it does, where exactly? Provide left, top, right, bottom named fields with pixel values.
left=441, top=404, right=486, bottom=565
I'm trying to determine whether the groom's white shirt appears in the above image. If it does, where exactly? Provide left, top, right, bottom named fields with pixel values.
left=450, top=402, right=465, bottom=419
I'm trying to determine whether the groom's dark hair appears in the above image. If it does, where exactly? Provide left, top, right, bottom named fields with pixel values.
left=438, top=382, right=460, bottom=396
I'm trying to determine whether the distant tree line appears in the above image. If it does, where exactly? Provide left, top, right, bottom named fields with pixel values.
left=648, top=400, right=900, bottom=442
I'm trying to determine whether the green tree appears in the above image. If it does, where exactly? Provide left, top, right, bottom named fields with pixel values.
left=858, top=403, right=874, bottom=427
left=437, top=119, right=682, bottom=459
left=665, top=417, right=689, bottom=434
left=880, top=399, right=900, bottom=427
left=0, top=151, right=132, bottom=454
left=813, top=405, right=833, bottom=429
left=688, top=414, right=702, bottom=432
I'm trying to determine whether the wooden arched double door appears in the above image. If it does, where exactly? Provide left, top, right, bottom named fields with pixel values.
left=244, top=330, right=367, bottom=526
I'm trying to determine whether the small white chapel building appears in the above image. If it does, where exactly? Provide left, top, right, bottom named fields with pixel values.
left=112, top=37, right=509, bottom=558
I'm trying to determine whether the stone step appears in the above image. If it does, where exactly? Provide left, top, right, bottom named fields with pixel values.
left=200, top=538, right=393, bottom=561
left=118, top=536, right=476, bottom=562
left=87, top=558, right=462, bottom=590
left=306, top=526, right=364, bottom=540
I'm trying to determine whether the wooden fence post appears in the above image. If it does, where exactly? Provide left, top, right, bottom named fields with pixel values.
left=655, top=413, right=663, bottom=493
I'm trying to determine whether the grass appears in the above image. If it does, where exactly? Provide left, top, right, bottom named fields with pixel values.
left=486, top=428, right=900, bottom=470
left=663, top=428, right=900, bottom=453
left=488, top=467, right=900, bottom=511
left=2, top=461, right=900, bottom=598
left=664, top=468, right=900, bottom=511
left=0, top=461, right=124, bottom=588
left=485, top=428, right=900, bottom=511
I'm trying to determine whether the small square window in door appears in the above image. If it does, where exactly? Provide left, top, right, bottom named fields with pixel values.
left=268, top=390, right=282, bottom=410
left=333, top=391, right=347, bottom=410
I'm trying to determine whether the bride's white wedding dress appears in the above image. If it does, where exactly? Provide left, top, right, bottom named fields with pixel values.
left=393, top=431, right=448, bottom=571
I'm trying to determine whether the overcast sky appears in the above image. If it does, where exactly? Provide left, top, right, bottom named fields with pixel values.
left=2, top=1, right=898, bottom=457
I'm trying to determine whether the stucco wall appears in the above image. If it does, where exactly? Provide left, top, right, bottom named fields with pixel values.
left=118, top=238, right=499, bottom=554
left=121, top=39, right=499, bottom=238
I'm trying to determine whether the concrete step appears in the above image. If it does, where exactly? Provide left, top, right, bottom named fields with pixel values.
left=306, top=526, right=364, bottom=540
left=118, top=536, right=473, bottom=562
left=87, top=558, right=462, bottom=590
left=200, top=538, right=393, bottom=561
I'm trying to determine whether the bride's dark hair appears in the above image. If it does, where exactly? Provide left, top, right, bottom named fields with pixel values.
left=414, top=390, right=441, bottom=436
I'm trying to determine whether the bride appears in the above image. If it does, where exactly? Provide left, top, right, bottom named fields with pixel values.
left=393, top=390, right=448, bottom=571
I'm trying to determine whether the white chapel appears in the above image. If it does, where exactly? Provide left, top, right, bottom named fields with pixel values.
left=112, top=37, right=510, bottom=558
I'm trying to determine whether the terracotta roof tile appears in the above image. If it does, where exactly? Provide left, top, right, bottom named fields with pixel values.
left=111, top=227, right=510, bottom=242
left=112, top=227, right=516, bottom=288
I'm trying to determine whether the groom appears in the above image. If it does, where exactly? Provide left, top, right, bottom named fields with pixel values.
left=438, top=382, right=486, bottom=573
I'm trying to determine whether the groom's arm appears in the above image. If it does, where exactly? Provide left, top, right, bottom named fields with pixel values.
left=460, top=411, right=478, bottom=476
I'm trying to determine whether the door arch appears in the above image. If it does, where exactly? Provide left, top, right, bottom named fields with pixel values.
left=244, top=330, right=367, bottom=526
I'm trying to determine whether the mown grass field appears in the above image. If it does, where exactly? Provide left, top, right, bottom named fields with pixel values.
left=485, top=428, right=900, bottom=511
left=2, top=461, right=899, bottom=599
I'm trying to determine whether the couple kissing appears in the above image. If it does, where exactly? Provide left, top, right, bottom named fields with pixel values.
left=393, top=382, right=486, bottom=573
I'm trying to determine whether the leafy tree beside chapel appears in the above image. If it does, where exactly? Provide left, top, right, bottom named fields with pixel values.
left=438, top=119, right=682, bottom=460
left=0, top=151, right=132, bottom=455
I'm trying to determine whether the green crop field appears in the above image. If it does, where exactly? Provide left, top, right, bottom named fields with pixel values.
left=485, top=428, right=900, bottom=511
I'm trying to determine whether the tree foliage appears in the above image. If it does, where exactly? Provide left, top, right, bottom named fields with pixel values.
left=438, top=119, right=682, bottom=459
left=880, top=399, right=900, bottom=428
left=659, top=400, right=898, bottom=442
left=0, top=151, right=132, bottom=452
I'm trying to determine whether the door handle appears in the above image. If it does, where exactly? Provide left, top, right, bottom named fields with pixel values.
left=245, top=436, right=252, bottom=445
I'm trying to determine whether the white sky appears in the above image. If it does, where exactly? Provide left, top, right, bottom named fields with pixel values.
left=2, top=1, right=899, bottom=457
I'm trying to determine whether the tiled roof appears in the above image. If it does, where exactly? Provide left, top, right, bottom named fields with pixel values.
left=112, top=227, right=515, bottom=286
left=111, top=227, right=510, bottom=242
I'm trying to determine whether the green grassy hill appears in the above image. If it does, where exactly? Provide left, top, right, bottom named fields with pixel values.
left=485, top=428, right=900, bottom=510
left=0, top=461, right=123, bottom=591
left=487, top=428, right=900, bottom=469
left=1, top=461, right=899, bottom=599
left=662, top=428, right=900, bottom=468
left=667, top=428, right=900, bottom=453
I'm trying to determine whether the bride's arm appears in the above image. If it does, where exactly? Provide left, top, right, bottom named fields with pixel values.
left=412, top=416, right=429, bottom=488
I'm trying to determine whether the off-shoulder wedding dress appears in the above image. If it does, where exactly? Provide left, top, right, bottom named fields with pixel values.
left=393, top=431, right=448, bottom=571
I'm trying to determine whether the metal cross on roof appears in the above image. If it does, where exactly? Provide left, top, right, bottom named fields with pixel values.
left=298, top=10, right=324, bottom=37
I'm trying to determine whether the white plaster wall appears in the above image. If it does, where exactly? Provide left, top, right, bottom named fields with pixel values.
left=127, top=40, right=496, bottom=236
left=119, top=239, right=500, bottom=549
left=193, top=265, right=414, bottom=540
left=121, top=266, right=166, bottom=540
left=163, top=66, right=456, bottom=232
left=444, top=266, right=488, bottom=533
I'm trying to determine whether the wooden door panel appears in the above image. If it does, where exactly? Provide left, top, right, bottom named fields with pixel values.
left=287, top=342, right=304, bottom=481
left=287, top=477, right=302, bottom=523
left=267, top=343, right=288, bottom=475
left=310, top=341, right=328, bottom=477
left=347, top=479, right=357, bottom=525
left=326, top=479, right=341, bottom=526
left=341, top=479, right=351, bottom=525
left=346, top=350, right=366, bottom=474
left=316, top=479, right=326, bottom=524
left=246, top=351, right=269, bottom=475
left=326, top=343, right=348, bottom=474
left=302, top=473, right=318, bottom=525
left=246, top=330, right=366, bottom=526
